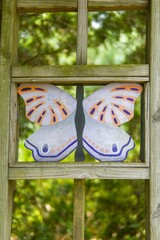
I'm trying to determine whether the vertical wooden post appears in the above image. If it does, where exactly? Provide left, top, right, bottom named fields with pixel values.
left=150, top=0, right=160, bottom=239
left=73, top=0, right=88, bottom=239
left=0, top=0, right=18, bottom=239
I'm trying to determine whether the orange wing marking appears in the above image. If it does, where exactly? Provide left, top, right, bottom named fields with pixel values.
left=112, top=95, right=136, bottom=103
left=110, top=108, right=121, bottom=126
left=25, top=96, right=45, bottom=106
left=111, top=85, right=142, bottom=93
left=26, top=101, right=46, bottom=119
left=88, top=100, right=104, bottom=118
left=98, top=105, right=108, bottom=123
left=111, top=103, right=133, bottom=120
left=18, top=86, right=47, bottom=95
left=35, top=110, right=46, bottom=125
left=49, top=106, right=59, bottom=125
left=54, top=100, right=69, bottom=120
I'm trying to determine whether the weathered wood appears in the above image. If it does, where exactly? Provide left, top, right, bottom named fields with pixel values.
left=73, top=179, right=85, bottom=239
left=9, top=83, right=19, bottom=164
left=150, top=0, right=160, bottom=239
left=0, top=0, right=18, bottom=239
left=140, top=82, right=150, bottom=163
left=9, top=162, right=150, bottom=180
left=145, top=180, right=150, bottom=240
left=73, top=1, right=87, bottom=239
left=12, top=64, right=149, bottom=78
left=12, top=76, right=149, bottom=84
left=75, top=0, right=87, bottom=161
left=17, top=0, right=148, bottom=13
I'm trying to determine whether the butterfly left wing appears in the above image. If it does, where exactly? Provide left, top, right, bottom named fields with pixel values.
left=82, top=83, right=142, bottom=161
left=18, top=84, right=77, bottom=161
left=25, top=110, right=77, bottom=161
left=18, top=83, right=76, bottom=125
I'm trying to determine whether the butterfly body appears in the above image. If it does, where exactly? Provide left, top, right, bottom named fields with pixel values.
left=18, top=83, right=142, bottom=162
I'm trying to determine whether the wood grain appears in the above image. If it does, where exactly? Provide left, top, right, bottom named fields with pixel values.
left=150, top=0, right=160, bottom=239
left=9, top=162, right=149, bottom=180
left=12, top=64, right=149, bottom=79
left=17, top=0, right=148, bottom=13
left=12, top=76, right=149, bottom=84
left=73, top=1, right=87, bottom=239
left=0, top=0, right=18, bottom=239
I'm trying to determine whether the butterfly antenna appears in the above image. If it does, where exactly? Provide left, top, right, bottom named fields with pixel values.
left=75, top=84, right=85, bottom=161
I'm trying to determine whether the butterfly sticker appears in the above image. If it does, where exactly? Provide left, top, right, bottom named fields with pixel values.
left=18, top=83, right=143, bottom=162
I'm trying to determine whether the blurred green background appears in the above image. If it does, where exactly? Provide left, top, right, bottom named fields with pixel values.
left=12, top=10, right=146, bottom=240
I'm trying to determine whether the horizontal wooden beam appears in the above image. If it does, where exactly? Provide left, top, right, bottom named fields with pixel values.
left=12, top=76, right=149, bottom=84
left=9, top=162, right=149, bottom=180
left=12, top=64, right=149, bottom=84
left=17, top=0, right=149, bottom=13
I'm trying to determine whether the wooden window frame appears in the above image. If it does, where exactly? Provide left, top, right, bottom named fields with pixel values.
left=1, top=0, right=160, bottom=239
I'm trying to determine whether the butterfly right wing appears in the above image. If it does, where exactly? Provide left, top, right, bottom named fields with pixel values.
left=82, top=83, right=142, bottom=161
left=83, top=111, right=134, bottom=162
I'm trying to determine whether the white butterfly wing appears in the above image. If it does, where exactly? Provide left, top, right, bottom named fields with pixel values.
left=83, top=83, right=142, bottom=161
left=83, top=83, right=142, bottom=126
left=18, top=84, right=77, bottom=126
left=25, top=111, right=77, bottom=161
left=83, top=112, right=134, bottom=161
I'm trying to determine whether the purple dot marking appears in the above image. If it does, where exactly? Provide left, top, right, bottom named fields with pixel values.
left=53, top=116, right=56, bottom=122
left=35, top=103, right=42, bottom=108
left=123, top=109, right=131, bottom=115
left=97, top=101, right=102, bottom=106
left=114, top=118, right=118, bottom=124
left=38, top=116, right=42, bottom=123
left=90, top=108, right=95, bottom=115
left=103, top=106, right=107, bottom=112
left=115, top=87, right=125, bottom=90
left=114, top=104, right=119, bottom=108
left=56, top=102, right=61, bottom=106
left=100, top=114, right=104, bottom=121
left=127, top=98, right=134, bottom=102
left=27, top=109, right=34, bottom=116
left=130, top=88, right=139, bottom=91
left=111, top=110, right=115, bottom=115
left=115, top=96, right=123, bottom=99
left=62, top=108, right=68, bottom=115
left=26, top=98, right=34, bottom=103
left=36, top=96, right=43, bottom=99
left=21, top=87, right=32, bottom=91
left=35, top=88, right=45, bottom=91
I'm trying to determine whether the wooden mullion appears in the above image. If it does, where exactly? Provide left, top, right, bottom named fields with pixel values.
left=0, top=0, right=18, bottom=239
left=144, top=6, right=151, bottom=240
left=73, top=0, right=88, bottom=239
left=149, top=0, right=160, bottom=239
left=17, top=0, right=149, bottom=13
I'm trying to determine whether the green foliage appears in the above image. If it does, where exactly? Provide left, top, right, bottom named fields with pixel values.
left=12, top=10, right=146, bottom=240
